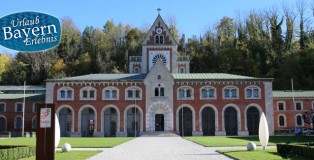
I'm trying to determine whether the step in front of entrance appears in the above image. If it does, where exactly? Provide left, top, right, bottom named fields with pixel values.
left=140, top=131, right=179, bottom=137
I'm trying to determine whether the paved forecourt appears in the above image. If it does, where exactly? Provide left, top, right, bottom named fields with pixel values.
left=87, top=136, right=233, bottom=160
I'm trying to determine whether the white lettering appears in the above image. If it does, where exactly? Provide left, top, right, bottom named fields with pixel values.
left=2, top=27, right=13, bottom=40
left=13, top=29, right=22, bottom=39
left=21, top=28, right=31, bottom=38
left=31, top=27, right=40, bottom=36
left=11, top=19, right=18, bottom=27
left=47, top=24, right=57, bottom=34
left=35, top=16, right=40, bottom=24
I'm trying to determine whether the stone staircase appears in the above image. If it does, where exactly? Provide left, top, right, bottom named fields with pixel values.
left=140, top=131, right=179, bottom=137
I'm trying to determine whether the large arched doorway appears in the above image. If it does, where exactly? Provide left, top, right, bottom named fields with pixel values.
left=127, top=108, right=141, bottom=137
left=81, top=108, right=95, bottom=137
left=59, top=108, right=73, bottom=137
left=0, top=116, right=6, bottom=133
left=202, top=107, right=215, bottom=136
left=224, top=107, right=238, bottom=136
left=179, top=107, right=192, bottom=136
left=104, top=108, right=117, bottom=137
left=247, top=107, right=260, bottom=135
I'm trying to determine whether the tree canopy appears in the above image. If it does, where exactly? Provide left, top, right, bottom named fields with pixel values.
left=1, top=1, right=314, bottom=90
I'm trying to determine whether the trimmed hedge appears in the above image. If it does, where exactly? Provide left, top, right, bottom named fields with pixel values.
left=277, top=143, right=314, bottom=159
left=0, top=145, right=35, bottom=160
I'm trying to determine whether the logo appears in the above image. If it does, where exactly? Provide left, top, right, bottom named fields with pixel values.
left=0, top=11, right=61, bottom=52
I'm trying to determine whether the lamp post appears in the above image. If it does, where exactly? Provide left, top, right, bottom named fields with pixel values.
left=22, top=81, right=26, bottom=137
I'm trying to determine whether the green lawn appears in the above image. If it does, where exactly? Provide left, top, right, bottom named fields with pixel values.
left=185, top=136, right=313, bottom=147
left=20, top=151, right=102, bottom=160
left=218, top=149, right=311, bottom=160
left=0, top=137, right=133, bottom=148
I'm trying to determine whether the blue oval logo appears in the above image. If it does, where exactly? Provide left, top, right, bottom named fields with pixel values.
left=0, top=11, right=61, bottom=52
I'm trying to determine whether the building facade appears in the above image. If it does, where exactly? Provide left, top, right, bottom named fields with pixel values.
left=44, top=14, right=275, bottom=137
left=273, top=91, right=314, bottom=134
left=1, top=14, right=313, bottom=137
left=0, top=86, right=45, bottom=137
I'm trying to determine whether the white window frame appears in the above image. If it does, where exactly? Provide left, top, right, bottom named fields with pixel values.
left=200, top=86, right=216, bottom=100
left=32, top=102, right=39, bottom=112
left=245, top=86, right=261, bottom=99
left=177, top=86, right=194, bottom=100
left=278, top=114, right=286, bottom=127
left=222, top=86, right=239, bottom=99
left=179, top=67, right=185, bottom=74
left=295, top=114, right=304, bottom=127
left=32, top=116, right=37, bottom=129
left=80, top=86, right=97, bottom=100
left=103, top=86, right=119, bottom=100
left=125, top=86, right=142, bottom=100
left=134, top=67, right=140, bottom=74
left=14, top=116, right=22, bottom=129
left=294, top=101, right=303, bottom=111
left=277, top=101, right=286, bottom=111
left=15, top=102, right=23, bottom=112
left=0, top=102, right=6, bottom=112
left=57, top=87, right=74, bottom=101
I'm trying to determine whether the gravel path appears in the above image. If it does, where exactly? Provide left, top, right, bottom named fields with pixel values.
left=87, top=137, right=234, bottom=160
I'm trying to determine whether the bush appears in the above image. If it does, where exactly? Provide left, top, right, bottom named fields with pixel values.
left=277, top=143, right=314, bottom=159
left=0, top=145, right=35, bottom=160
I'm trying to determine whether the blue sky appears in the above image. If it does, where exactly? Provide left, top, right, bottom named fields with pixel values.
left=0, top=0, right=299, bottom=55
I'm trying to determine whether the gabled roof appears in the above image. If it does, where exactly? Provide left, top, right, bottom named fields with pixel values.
left=172, top=73, right=272, bottom=81
left=0, top=93, right=45, bottom=100
left=273, top=91, right=314, bottom=98
left=47, top=74, right=147, bottom=82
left=142, top=14, right=178, bottom=45
left=0, top=85, right=46, bottom=91
left=144, top=60, right=174, bottom=84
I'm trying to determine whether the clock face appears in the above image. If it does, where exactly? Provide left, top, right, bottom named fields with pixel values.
left=156, top=28, right=162, bottom=34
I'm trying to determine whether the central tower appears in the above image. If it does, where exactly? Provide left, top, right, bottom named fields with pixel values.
left=129, top=9, right=190, bottom=74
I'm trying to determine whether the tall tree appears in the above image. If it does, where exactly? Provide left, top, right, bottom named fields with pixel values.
left=166, top=15, right=179, bottom=41
left=0, top=54, right=12, bottom=81
left=57, top=18, right=81, bottom=62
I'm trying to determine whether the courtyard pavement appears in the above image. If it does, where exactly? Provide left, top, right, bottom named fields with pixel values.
left=86, top=136, right=235, bottom=160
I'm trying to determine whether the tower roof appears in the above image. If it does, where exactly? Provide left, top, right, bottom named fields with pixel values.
left=142, top=11, right=178, bottom=45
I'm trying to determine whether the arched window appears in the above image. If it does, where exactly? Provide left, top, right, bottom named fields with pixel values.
left=178, top=86, right=194, bottom=100
left=154, top=84, right=165, bottom=97
left=80, top=86, right=97, bottom=100
left=155, top=35, right=164, bottom=44
left=134, top=67, right=140, bottom=74
left=15, top=102, right=23, bottom=112
left=155, top=88, right=159, bottom=96
left=14, top=116, right=22, bottom=129
left=32, top=116, right=37, bottom=129
left=223, top=86, right=238, bottom=99
left=0, top=102, right=6, bottom=112
left=200, top=86, right=216, bottom=99
left=294, top=101, right=303, bottom=111
left=103, top=87, right=119, bottom=100
left=296, top=114, right=303, bottom=126
left=125, top=86, right=142, bottom=100
left=277, top=101, right=285, bottom=111
left=245, top=86, right=260, bottom=99
left=179, top=67, right=185, bottom=73
left=32, top=103, right=40, bottom=112
left=58, top=87, right=74, bottom=100
left=60, top=90, right=66, bottom=98
left=278, top=115, right=286, bottom=127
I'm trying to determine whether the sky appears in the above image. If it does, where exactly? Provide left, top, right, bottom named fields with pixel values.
left=0, top=0, right=300, bottom=55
